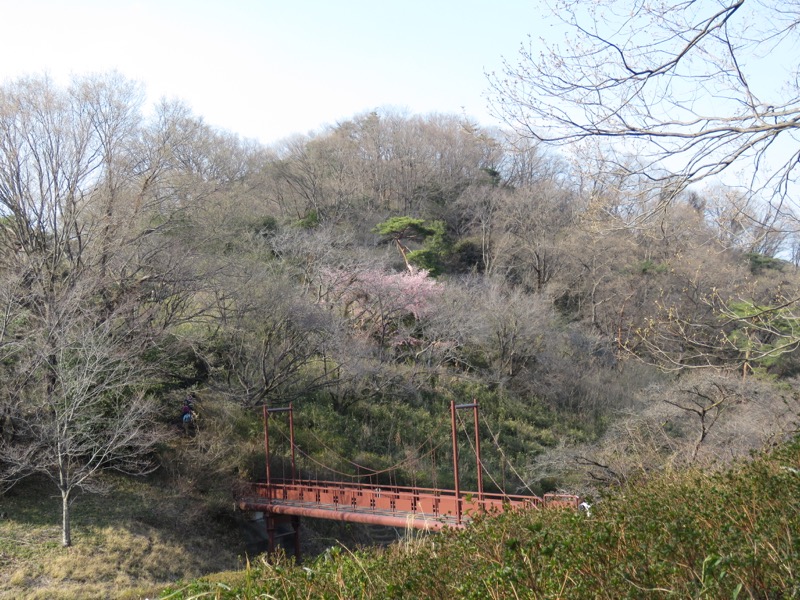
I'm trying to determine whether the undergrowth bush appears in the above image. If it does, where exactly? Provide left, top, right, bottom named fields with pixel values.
left=160, top=436, right=800, bottom=599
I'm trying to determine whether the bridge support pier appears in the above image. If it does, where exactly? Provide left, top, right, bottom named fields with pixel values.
left=292, top=515, right=301, bottom=561
left=264, top=513, right=302, bottom=562
left=266, top=514, right=275, bottom=555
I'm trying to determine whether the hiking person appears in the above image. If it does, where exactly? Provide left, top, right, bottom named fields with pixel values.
left=182, top=409, right=193, bottom=436
left=180, top=394, right=197, bottom=436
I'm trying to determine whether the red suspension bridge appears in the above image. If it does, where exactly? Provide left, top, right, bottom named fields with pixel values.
left=235, top=401, right=579, bottom=558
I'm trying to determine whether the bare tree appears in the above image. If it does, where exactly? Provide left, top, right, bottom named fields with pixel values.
left=1, top=312, right=165, bottom=547
left=491, top=7, right=800, bottom=372
left=491, top=180, right=575, bottom=292
left=634, top=277, right=800, bottom=375
left=425, top=279, right=553, bottom=386
left=663, top=378, right=744, bottom=462
left=207, top=263, right=340, bottom=407
left=490, top=0, right=800, bottom=232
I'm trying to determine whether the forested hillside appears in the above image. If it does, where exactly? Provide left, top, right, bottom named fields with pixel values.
left=0, top=71, right=797, bottom=565
left=3, top=0, right=799, bottom=596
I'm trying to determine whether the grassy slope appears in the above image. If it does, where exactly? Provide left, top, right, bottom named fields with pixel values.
left=161, top=437, right=800, bottom=599
left=2, top=398, right=796, bottom=599
left=0, top=391, right=440, bottom=600
left=0, top=459, right=244, bottom=600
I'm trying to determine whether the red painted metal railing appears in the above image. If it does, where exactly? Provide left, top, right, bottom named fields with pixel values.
left=237, top=478, right=580, bottom=531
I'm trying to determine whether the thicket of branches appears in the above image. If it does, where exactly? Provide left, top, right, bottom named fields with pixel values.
left=1, top=66, right=798, bottom=545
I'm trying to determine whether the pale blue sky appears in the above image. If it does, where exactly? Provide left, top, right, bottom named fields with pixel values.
left=1, top=0, right=549, bottom=144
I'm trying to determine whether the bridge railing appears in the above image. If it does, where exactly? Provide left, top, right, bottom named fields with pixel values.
left=244, top=479, right=579, bottom=525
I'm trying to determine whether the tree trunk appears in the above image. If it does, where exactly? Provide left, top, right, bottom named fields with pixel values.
left=61, top=488, right=71, bottom=547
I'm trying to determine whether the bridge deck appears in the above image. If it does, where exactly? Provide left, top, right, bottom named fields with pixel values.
left=237, top=479, right=579, bottom=531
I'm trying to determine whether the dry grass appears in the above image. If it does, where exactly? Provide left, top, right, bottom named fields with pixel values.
left=0, top=467, right=244, bottom=600
left=0, top=392, right=281, bottom=599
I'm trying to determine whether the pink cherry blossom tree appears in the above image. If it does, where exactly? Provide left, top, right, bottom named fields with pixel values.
left=319, top=266, right=440, bottom=359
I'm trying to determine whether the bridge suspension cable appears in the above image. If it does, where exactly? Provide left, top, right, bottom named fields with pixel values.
left=455, top=408, right=505, bottom=495
left=453, top=406, right=541, bottom=498
left=272, top=417, right=448, bottom=481
left=262, top=399, right=541, bottom=499
left=479, top=411, right=539, bottom=497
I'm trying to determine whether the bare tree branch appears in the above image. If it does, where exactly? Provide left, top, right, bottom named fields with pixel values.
left=490, top=0, right=800, bottom=216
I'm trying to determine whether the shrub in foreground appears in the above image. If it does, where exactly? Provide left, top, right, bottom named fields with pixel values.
left=161, top=437, right=800, bottom=599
